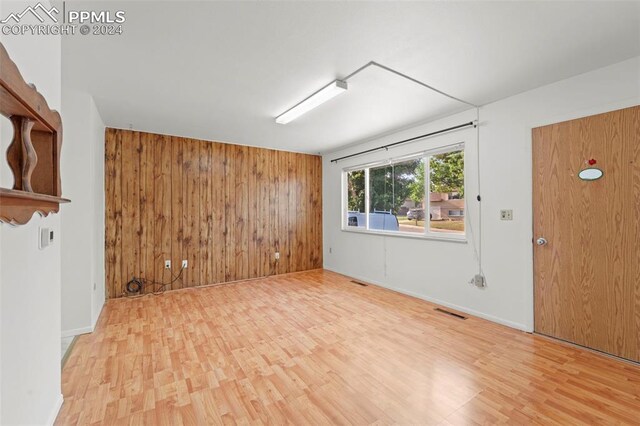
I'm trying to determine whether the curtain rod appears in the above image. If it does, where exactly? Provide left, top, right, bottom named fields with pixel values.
left=330, top=121, right=475, bottom=164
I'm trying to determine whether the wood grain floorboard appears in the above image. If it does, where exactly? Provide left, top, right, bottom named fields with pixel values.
left=57, top=270, right=640, bottom=425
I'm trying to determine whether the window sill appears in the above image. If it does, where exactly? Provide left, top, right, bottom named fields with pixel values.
left=340, top=227, right=468, bottom=243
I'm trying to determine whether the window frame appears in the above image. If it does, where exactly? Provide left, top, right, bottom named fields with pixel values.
left=341, top=143, right=466, bottom=242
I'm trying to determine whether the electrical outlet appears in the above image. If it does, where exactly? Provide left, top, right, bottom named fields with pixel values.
left=500, top=209, right=513, bottom=221
left=93, top=282, right=97, bottom=290
left=165, top=260, right=171, bottom=269
left=275, top=252, right=280, bottom=261
left=329, top=247, right=332, bottom=254
left=182, top=260, right=188, bottom=269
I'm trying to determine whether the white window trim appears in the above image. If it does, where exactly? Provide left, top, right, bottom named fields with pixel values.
left=342, top=142, right=466, bottom=242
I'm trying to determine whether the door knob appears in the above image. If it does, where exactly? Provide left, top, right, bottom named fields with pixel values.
left=536, top=237, right=548, bottom=246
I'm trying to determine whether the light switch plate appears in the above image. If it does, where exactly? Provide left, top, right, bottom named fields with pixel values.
left=500, top=210, right=513, bottom=221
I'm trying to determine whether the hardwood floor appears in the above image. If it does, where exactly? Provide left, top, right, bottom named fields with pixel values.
left=57, top=269, right=640, bottom=425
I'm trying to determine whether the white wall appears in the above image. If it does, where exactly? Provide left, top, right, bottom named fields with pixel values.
left=0, top=1, right=64, bottom=423
left=90, top=97, right=106, bottom=329
left=60, top=87, right=105, bottom=337
left=323, top=56, right=640, bottom=332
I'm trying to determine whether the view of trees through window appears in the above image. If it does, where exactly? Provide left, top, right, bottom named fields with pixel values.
left=346, top=170, right=365, bottom=212
left=346, top=170, right=365, bottom=228
left=345, top=149, right=465, bottom=236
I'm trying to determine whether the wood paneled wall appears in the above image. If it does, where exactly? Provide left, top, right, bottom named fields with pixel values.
left=105, top=128, right=322, bottom=298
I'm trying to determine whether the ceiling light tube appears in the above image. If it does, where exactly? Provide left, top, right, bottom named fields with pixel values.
left=275, top=80, right=347, bottom=124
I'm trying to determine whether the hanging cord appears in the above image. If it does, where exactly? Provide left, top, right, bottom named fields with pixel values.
left=342, top=61, right=478, bottom=109
left=392, top=163, right=395, bottom=213
left=463, top=107, right=485, bottom=282
left=476, top=106, right=483, bottom=278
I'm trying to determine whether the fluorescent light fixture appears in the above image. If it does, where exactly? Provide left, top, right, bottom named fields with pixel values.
left=276, top=80, right=347, bottom=124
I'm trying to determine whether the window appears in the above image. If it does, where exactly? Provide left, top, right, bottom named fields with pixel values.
left=343, top=145, right=464, bottom=239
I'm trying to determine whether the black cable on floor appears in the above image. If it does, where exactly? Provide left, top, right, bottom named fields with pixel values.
left=124, top=265, right=185, bottom=297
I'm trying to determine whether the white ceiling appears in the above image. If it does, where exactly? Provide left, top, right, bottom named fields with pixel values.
left=61, top=1, right=640, bottom=154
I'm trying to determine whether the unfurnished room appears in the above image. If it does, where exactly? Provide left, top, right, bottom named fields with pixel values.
left=0, top=1, right=640, bottom=424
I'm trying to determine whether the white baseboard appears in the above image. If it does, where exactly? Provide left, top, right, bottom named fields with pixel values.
left=324, top=267, right=532, bottom=333
left=47, top=394, right=64, bottom=426
left=91, top=300, right=105, bottom=329
left=62, top=299, right=105, bottom=338
left=61, top=325, right=93, bottom=338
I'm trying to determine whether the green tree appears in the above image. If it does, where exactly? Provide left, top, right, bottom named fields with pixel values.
left=408, top=161, right=425, bottom=204
left=369, top=159, right=421, bottom=214
left=347, top=170, right=365, bottom=212
left=408, top=151, right=464, bottom=202
left=430, top=151, right=464, bottom=196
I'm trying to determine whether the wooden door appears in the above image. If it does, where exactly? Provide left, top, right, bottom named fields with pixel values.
left=533, top=105, right=640, bottom=362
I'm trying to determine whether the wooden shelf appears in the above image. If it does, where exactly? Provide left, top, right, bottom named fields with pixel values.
left=0, top=41, right=69, bottom=225
left=0, top=188, right=69, bottom=225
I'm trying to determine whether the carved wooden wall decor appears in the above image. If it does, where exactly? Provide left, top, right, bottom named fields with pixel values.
left=0, top=42, right=69, bottom=225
